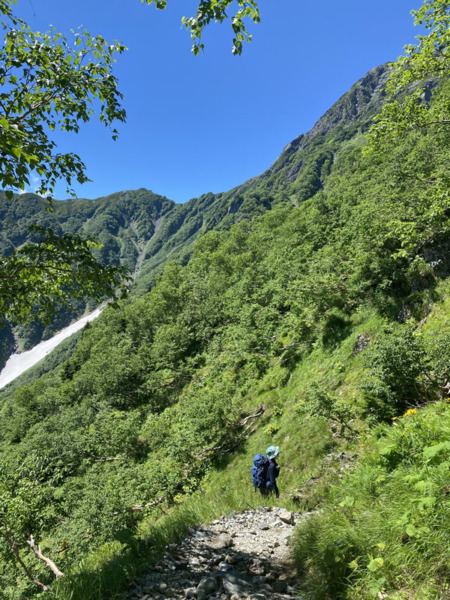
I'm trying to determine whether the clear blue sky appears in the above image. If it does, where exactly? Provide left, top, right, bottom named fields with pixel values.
left=16, top=0, right=423, bottom=203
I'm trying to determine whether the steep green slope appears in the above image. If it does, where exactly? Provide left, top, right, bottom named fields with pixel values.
left=0, top=63, right=399, bottom=364
left=0, top=189, right=175, bottom=355
left=0, top=63, right=448, bottom=599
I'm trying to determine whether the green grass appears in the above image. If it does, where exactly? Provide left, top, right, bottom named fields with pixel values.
left=25, top=292, right=450, bottom=600
left=288, top=281, right=450, bottom=600
left=46, top=307, right=385, bottom=600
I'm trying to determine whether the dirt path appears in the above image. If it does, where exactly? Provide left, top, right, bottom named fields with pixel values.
left=124, top=507, right=305, bottom=600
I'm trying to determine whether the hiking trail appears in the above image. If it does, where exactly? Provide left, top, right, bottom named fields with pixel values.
left=122, top=506, right=308, bottom=600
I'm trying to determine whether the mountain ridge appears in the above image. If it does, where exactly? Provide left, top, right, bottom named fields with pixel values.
left=0, top=53, right=449, bottom=600
left=0, top=63, right=391, bottom=366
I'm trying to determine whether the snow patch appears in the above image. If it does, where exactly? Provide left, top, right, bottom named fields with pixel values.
left=0, top=307, right=103, bottom=389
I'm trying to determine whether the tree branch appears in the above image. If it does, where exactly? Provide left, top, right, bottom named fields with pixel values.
left=11, top=89, right=61, bottom=125
left=27, top=535, right=65, bottom=579
left=131, top=495, right=167, bottom=512
left=1, top=528, right=49, bottom=592
left=409, top=119, right=450, bottom=129
left=94, top=456, right=122, bottom=463
left=0, top=262, right=74, bottom=281
left=238, top=404, right=265, bottom=426
left=195, top=405, right=265, bottom=459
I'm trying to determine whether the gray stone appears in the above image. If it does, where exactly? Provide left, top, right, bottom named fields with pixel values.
left=258, top=521, right=269, bottom=530
left=197, top=576, right=219, bottom=594
left=184, top=590, right=196, bottom=599
left=222, top=572, right=250, bottom=596
left=287, top=584, right=297, bottom=593
left=278, top=509, right=294, bottom=525
left=210, top=534, right=233, bottom=549
left=270, top=518, right=284, bottom=527
left=353, top=333, right=370, bottom=355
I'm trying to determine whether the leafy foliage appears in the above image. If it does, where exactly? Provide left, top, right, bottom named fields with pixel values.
left=0, top=0, right=129, bottom=328
left=0, top=2, right=449, bottom=598
left=0, top=226, right=128, bottom=324
left=0, top=1, right=125, bottom=198
left=292, top=402, right=450, bottom=600
left=143, top=0, right=261, bottom=55
left=366, top=0, right=450, bottom=255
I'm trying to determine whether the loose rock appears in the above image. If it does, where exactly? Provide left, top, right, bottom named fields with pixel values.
left=122, top=507, right=301, bottom=600
left=278, top=510, right=294, bottom=525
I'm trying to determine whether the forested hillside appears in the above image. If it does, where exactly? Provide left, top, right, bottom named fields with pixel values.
left=0, top=1, right=449, bottom=598
left=0, top=63, right=398, bottom=366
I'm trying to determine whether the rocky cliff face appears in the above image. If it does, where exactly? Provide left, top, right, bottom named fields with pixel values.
left=306, top=64, right=390, bottom=139
left=253, top=64, right=390, bottom=201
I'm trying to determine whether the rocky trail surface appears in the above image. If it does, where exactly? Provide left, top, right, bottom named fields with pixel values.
left=123, top=507, right=306, bottom=600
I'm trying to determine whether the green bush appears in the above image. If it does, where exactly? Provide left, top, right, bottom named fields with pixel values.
left=360, top=327, right=429, bottom=421
left=292, top=401, right=450, bottom=600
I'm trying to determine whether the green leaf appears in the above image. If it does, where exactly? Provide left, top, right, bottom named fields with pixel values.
left=405, top=524, right=418, bottom=537
left=339, top=496, right=355, bottom=507
left=367, top=557, right=384, bottom=572
left=423, top=441, right=450, bottom=462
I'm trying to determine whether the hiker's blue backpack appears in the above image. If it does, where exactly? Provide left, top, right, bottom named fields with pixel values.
left=251, top=454, right=269, bottom=489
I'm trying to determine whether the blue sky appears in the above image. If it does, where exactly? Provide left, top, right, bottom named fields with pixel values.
left=16, top=0, right=423, bottom=203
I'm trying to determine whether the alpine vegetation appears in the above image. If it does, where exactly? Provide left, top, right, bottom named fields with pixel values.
left=0, top=1, right=449, bottom=599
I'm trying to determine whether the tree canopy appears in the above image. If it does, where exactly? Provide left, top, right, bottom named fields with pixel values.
left=0, top=0, right=129, bottom=324
left=366, top=0, right=450, bottom=256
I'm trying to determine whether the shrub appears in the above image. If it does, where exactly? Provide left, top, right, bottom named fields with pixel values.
left=360, top=327, right=429, bottom=421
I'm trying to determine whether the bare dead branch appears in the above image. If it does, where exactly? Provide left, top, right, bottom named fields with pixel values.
left=2, top=528, right=49, bottom=592
left=27, top=535, right=64, bottom=579
left=238, top=404, right=265, bottom=426
left=195, top=406, right=264, bottom=459
left=415, top=301, right=434, bottom=330
left=131, top=495, right=167, bottom=512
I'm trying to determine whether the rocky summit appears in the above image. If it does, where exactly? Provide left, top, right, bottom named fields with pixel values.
left=122, top=507, right=307, bottom=600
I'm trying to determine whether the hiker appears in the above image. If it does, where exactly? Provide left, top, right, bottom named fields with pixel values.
left=252, top=445, right=281, bottom=497
left=264, top=445, right=280, bottom=498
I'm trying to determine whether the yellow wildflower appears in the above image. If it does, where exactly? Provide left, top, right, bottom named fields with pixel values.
left=403, top=408, right=417, bottom=417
